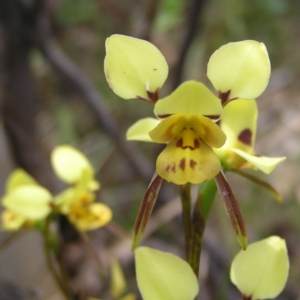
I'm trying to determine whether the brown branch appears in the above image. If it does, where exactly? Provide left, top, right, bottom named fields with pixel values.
left=37, top=39, right=153, bottom=181
left=172, top=0, right=207, bottom=89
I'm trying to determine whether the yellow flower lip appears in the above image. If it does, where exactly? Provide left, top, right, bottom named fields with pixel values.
left=149, top=114, right=226, bottom=185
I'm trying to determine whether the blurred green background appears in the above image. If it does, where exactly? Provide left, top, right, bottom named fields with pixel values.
left=0, top=0, right=299, bottom=299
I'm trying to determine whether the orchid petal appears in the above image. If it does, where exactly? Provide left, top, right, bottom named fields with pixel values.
left=230, top=236, right=289, bottom=300
left=126, top=118, right=161, bottom=142
left=51, top=145, right=93, bottom=184
left=149, top=114, right=226, bottom=147
left=230, top=149, right=286, bottom=174
left=154, top=81, right=222, bottom=119
left=6, top=169, right=38, bottom=193
left=220, top=99, right=257, bottom=151
left=104, top=35, right=168, bottom=101
left=69, top=202, right=112, bottom=231
left=156, top=138, right=221, bottom=185
left=135, top=247, right=199, bottom=300
left=207, top=41, right=270, bottom=100
left=1, top=210, right=26, bottom=231
left=2, top=186, right=52, bottom=220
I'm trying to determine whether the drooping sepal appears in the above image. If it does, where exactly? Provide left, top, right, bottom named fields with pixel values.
left=231, top=169, right=283, bottom=202
left=214, top=171, right=248, bottom=250
left=131, top=173, right=163, bottom=250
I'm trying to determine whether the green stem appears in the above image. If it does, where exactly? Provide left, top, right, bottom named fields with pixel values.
left=43, top=218, right=73, bottom=300
left=189, top=179, right=218, bottom=276
left=188, top=197, right=205, bottom=275
left=199, top=178, right=218, bottom=220
left=180, top=183, right=192, bottom=260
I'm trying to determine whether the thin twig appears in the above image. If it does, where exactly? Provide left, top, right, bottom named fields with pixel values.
left=37, top=39, right=152, bottom=181
left=0, top=231, right=26, bottom=256
left=172, top=0, right=206, bottom=89
left=43, top=218, right=73, bottom=300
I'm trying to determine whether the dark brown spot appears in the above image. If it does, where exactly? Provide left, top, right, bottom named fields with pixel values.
left=203, top=114, right=221, bottom=120
left=218, top=90, right=231, bottom=106
left=157, top=114, right=173, bottom=119
left=176, top=138, right=183, bottom=148
left=171, top=164, right=176, bottom=173
left=194, top=139, right=200, bottom=149
left=147, top=88, right=160, bottom=104
left=179, top=158, right=186, bottom=171
left=165, top=165, right=171, bottom=172
left=238, top=129, right=252, bottom=146
left=190, top=160, right=197, bottom=169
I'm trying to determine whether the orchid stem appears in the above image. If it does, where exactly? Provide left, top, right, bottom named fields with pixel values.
left=180, top=183, right=192, bottom=260
left=189, top=179, right=218, bottom=276
left=43, top=218, right=73, bottom=300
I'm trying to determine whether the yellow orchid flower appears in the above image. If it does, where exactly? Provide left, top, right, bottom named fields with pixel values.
left=105, top=35, right=271, bottom=185
left=128, top=81, right=225, bottom=184
left=1, top=169, right=52, bottom=230
left=51, top=146, right=112, bottom=231
left=215, top=99, right=286, bottom=173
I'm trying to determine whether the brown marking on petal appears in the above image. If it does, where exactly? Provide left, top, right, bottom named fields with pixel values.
left=203, top=114, right=221, bottom=120
left=165, top=165, right=171, bottom=172
left=171, top=164, right=176, bottom=173
left=157, top=113, right=173, bottom=119
left=190, top=160, right=197, bottom=169
left=136, top=95, right=153, bottom=105
left=238, top=129, right=252, bottom=146
left=194, top=138, right=200, bottom=149
left=147, top=88, right=160, bottom=104
left=218, top=90, right=231, bottom=106
left=179, top=158, right=186, bottom=171
left=176, top=137, right=183, bottom=148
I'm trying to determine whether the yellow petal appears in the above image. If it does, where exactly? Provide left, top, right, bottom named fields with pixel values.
left=156, top=138, right=221, bottom=185
left=51, top=145, right=94, bottom=184
left=207, top=41, right=271, bottom=100
left=104, top=34, right=168, bottom=101
left=69, top=202, right=112, bottom=231
left=1, top=210, right=26, bottom=231
left=230, top=149, right=286, bottom=174
left=230, top=236, right=289, bottom=300
left=6, top=169, right=38, bottom=193
left=126, top=118, right=161, bottom=142
left=150, top=114, right=226, bottom=147
left=135, top=247, right=199, bottom=300
left=154, top=81, right=222, bottom=120
left=2, top=186, right=52, bottom=220
left=220, top=99, right=257, bottom=150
